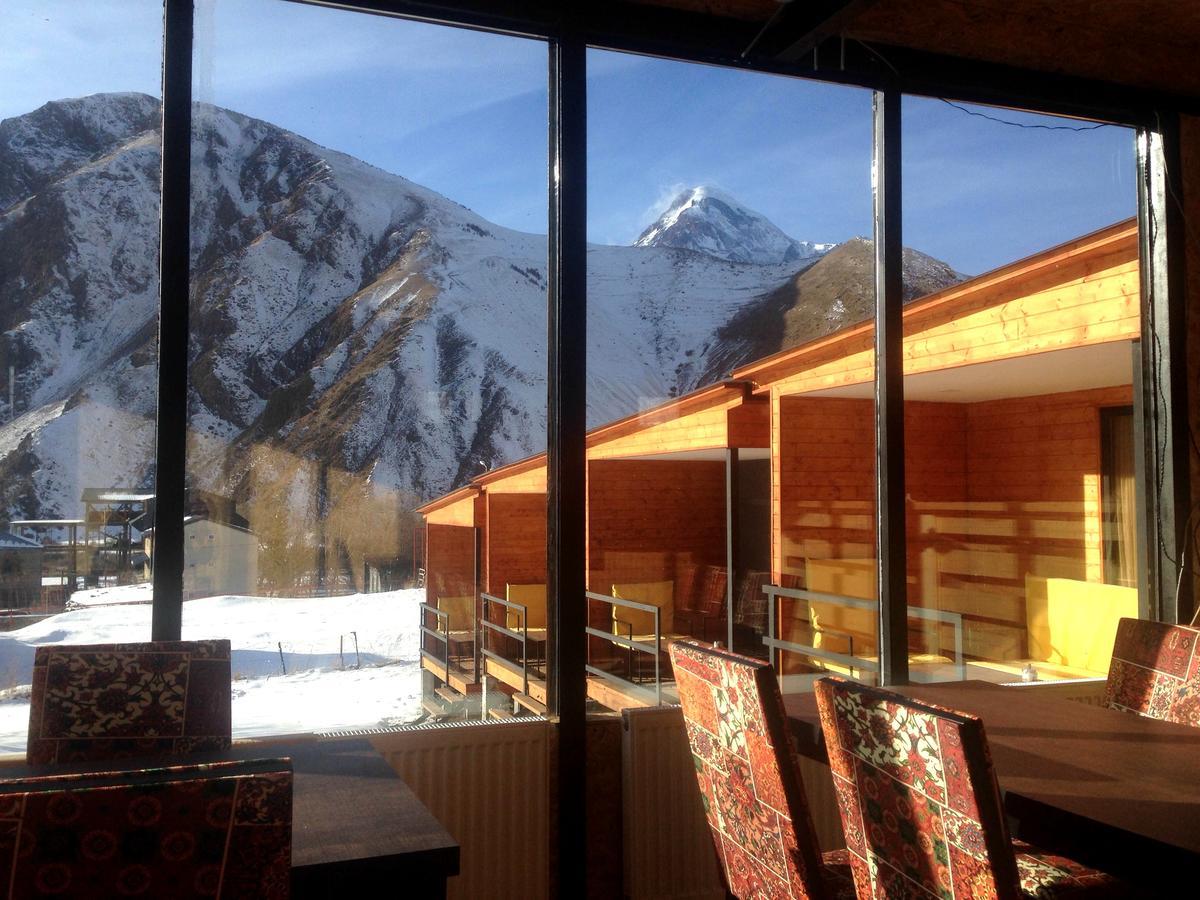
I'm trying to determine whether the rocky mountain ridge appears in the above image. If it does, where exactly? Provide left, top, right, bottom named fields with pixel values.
left=0, top=93, right=962, bottom=529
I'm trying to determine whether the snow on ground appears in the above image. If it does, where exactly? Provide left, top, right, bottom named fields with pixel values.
left=68, top=582, right=154, bottom=606
left=0, top=587, right=425, bottom=754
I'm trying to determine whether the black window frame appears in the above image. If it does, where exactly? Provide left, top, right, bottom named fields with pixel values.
left=142, top=2, right=1191, bottom=895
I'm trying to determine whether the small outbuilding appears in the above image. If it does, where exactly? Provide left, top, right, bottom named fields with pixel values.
left=0, top=531, right=45, bottom=609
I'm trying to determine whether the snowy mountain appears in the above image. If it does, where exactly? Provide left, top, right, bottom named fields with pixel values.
left=634, top=185, right=834, bottom=265
left=0, top=93, right=960, bottom=538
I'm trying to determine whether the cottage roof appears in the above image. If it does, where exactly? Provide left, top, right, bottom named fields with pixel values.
left=80, top=488, right=154, bottom=504
left=0, top=531, right=43, bottom=550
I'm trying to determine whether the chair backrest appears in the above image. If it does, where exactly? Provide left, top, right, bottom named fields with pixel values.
left=1104, top=617, right=1200, bottom=726
left=0, top=757, right=292, bottom=899
left=27, top=640, right=232, bottom=766
left=814, top=675, right=1021, bottom=900
left=695, top=566, right=728, bottom=616
left=611, top=580, right=674, bottom=634
left=732, top=570, right=771, bottom=630
left=506, top=583, right=547, bottom=629
left=674, top=562, right=704, bottom=612
left=1026, top=576, right=1137, bottom=672
left=668, top=639, right=830, bottom=899
left=437, top=594, right=475, bottom=632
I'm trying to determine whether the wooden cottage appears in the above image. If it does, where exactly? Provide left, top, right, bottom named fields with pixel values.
left=736, top=218, right=1141, bottom=688
left=419, top=218, right=1143, bottom=714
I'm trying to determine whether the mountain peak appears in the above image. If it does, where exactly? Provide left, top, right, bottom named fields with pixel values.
left=633, top=185, right=832, bottom=266
left=0, top=92, right=160, bottom=211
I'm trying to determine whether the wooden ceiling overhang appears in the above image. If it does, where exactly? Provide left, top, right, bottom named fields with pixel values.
left=296, top=0, right=1200, bottom=123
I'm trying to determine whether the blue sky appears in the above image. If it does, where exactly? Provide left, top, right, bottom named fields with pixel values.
left=2, top=0, right=1135, bottom=274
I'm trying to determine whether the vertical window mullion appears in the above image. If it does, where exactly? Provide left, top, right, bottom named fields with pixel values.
left=873, top=87, right=909, bottom=685
left=547, top=33, right=587, bottom=896
left=1136, top=119, right=1193, bottom=625
left=151, top=0, right=194, bottom=640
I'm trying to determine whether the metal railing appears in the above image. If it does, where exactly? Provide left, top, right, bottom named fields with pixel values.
left=584, top=591, right=663, bottom=706
left=419, top=597, right=480, bottom=687
left=480, top=592, right=545, bottom=697
left=762, top=583, right=965, bottom=683
left=419, top=601, right=452, bottom=685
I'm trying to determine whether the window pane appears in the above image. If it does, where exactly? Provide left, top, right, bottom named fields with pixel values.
left=586, top=52, right=878, bottom=704
left=1101, top=407, right=1137, bottom=587
left=186, top=0, right=547, bottom=735
left=901, top=97, right=1139, bottom=684
left=0, top=1, right=163, bottom=752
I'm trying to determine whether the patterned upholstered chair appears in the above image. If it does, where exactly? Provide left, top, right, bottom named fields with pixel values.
left=668, top=639, right=857, bottom=900
left=1103, top=617, right=1200, bottom=727
left=814, top=675, right=1135, bottom=898
left=675, top=565, right=729, bottom=642
left=26, top=640, right=232, bottom=766
left=0, top=757, right=292, bottom=899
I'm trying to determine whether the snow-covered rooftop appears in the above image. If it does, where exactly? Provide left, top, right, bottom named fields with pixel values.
left=0, top=532, right=41, bottom=550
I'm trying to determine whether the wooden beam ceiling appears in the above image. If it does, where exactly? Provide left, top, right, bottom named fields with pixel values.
left=634, top=0, right=1200, bottom=101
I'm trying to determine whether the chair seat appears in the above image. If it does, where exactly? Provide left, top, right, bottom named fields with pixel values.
left=446, top=630, right=476, bottom=652
left=820, top=848, right=861, bottom=900
left=1014, top=842, right=1133, bottom=897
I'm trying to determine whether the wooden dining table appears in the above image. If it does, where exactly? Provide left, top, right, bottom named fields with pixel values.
left=783, top=680, right=1200, bottom=891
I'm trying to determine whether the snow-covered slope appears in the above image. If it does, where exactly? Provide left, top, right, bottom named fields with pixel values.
left=634, top=185, right=834, bottom=265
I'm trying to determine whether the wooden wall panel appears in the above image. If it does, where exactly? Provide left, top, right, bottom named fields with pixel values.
left=425, top=523, right=476, bottom=605
left=424, top=494, right=477, bottom=527
left=483, top=466, right=547, bottom=494
left=945, top=386, right=1132, bottom=628
left=727, top=397, right=771, bottom=447
left=485, top=493, right=547, bottom=594
left=774, top=386, right=1133, bottom=660
left=587, top=459, right=726, bottom=590
left=768, top=237, right=1139, bottom=398
left=587, top=406, right=730, bottom=460
left=777, top=396, right=876, bottom=584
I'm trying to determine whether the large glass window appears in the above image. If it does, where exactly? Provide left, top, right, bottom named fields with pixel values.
left=586, top=52, right=879, bottom=706
left=185, top=0, right=548, bottom=735
left=0, top=1, right=163, bottom=752
left=900, top=97, right=1139, bottom=684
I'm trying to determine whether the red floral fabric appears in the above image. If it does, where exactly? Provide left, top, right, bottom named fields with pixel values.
left=1103, top=617, right=1200, bottom=727
left=0, top=758, right=291, bottom=899
left=814, top=676, right=1133, bottom=899
left=669, top=639, right=853, bottom=899
left=675, top=567, right=730, bottom=642
left=27, top=641, right=232, bottom=766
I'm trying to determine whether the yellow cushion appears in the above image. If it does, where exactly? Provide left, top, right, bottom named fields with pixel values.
left=1025, top=576, right=1138, bottom=672
left=611, top=580, right=673, bottom=635
left=506, top=583, right=547, bottom=629
left=437, top=595, right=475, bottom=632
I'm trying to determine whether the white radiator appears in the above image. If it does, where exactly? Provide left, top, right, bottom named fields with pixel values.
left=369, top=718, right=550, bottom=900
left=621, top=706, right=725, bottom=900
